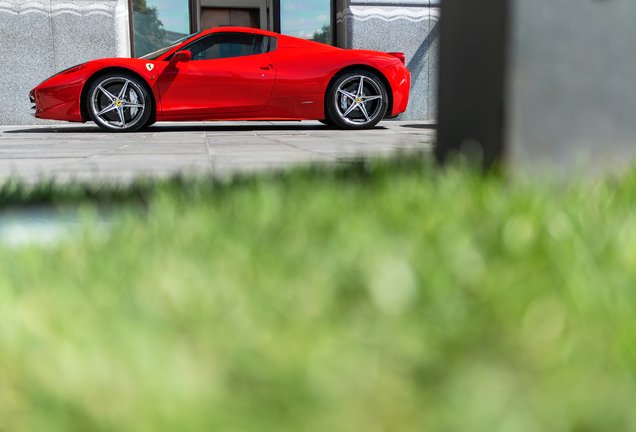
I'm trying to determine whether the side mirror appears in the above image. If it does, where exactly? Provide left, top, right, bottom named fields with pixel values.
left=174, top=50, right=191, bottom=63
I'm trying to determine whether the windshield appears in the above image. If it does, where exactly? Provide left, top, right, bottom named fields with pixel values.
left=138, top=32, right=202, bottom=60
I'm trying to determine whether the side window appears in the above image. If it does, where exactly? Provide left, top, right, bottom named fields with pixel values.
left=170, top=34, right=267, bottom=61
left=185, top=35, right=219, bottom=61
left=264, top=36, right=278, bottom=53
left=216, top=34, right=263, bottom=59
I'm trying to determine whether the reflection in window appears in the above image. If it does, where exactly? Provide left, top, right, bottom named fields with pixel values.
left=186, top=35, right=265, bottom=61
left=133, top=0, right=190, bottom=58
left=281, top=0, right=331, bottom=45
left=165, top=35, right=276, bottom=61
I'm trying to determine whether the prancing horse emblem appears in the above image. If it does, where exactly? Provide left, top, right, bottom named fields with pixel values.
left=146, top=63, right=154, bottom=71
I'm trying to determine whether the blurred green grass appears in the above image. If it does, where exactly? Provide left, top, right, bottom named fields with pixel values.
left=2, top=156, right=636, bottom=432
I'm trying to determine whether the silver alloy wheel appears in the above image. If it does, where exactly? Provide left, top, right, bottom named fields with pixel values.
left=334, top=75, right=384, bottom=125
left=90, top=77, right=146, bottom=130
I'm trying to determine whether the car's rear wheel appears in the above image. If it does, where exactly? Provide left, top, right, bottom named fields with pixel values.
left=326, top=70, right=388, bottom=130
left=87, top=73, right=152, bottom=132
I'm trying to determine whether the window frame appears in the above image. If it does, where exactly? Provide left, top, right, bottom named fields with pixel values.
left=128, top=0, right=337, bottom=57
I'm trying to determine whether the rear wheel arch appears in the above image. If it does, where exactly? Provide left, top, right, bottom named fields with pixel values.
left=80, top=67, right=156, bottom=123
left=324, top=64, right=394, bottom=120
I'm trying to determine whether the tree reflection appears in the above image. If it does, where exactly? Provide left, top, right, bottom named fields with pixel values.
left=311, top=24, right=331, bottom=45
left=133, top=0, right=167, bottom=57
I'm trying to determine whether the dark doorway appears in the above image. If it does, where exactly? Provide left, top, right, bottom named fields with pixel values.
left=201, top=8, right=260, bottom=30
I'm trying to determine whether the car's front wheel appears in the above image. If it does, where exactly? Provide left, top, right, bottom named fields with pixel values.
left=87, top=73, right=152, bottom=132
left=326, top=70, right=388, bottom=130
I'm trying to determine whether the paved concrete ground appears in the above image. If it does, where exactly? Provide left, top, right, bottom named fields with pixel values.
left=0, top=120, right=436, bottom=183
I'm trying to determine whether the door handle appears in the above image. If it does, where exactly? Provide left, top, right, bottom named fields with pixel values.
left=260, top=66, right=271, bottom=70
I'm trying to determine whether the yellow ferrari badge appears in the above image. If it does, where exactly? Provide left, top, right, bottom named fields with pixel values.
left=146, top=63, right=154, bottom=71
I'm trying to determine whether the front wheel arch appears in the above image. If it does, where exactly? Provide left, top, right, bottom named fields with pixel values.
left=324, top=65, right=393, bottom=121
left=80, top=67, right=157, bottom=123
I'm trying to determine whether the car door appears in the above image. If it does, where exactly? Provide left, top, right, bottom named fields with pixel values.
left=157, top=33, right=276, bottom=116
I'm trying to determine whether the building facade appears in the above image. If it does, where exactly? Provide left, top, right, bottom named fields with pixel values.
left=0, top=0, right=438, bottom=125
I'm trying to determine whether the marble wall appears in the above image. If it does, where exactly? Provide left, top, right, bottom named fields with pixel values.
left=0, top=0, right=130, bottom=125
left=336, top=0, right=438, bottom=121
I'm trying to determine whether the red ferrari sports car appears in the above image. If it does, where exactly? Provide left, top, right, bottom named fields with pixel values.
left=29, top=27, right=410, bottom=132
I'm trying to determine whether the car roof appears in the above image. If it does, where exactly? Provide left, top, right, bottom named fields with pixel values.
left=205, top=27, right=278, bottom=38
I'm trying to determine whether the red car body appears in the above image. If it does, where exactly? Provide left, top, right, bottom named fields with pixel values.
left=30, top=27, right=410, bottom=124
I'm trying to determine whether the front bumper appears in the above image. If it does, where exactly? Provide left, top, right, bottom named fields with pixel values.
left=28, top=63, right=96, bottom=122
left=30, top=80, right=84, bottom=122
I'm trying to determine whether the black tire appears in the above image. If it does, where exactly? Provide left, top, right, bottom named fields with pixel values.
left=86, top=72, right=153, bottom=132
left=325, top=70, right=388, bottom=130
left=318, top=119, right=334, bottom=126
left=141, top=118, right=157, bottom=129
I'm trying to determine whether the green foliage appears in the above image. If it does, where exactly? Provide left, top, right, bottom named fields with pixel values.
left=132, top=0, right=167, bottom=58
left=312, top=24, right=331, bottom=45
left=2, top=155, right=636, bottom=431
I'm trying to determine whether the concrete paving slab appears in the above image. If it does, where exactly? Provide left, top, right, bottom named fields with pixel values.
left=0, top=120, right=436, bottom=184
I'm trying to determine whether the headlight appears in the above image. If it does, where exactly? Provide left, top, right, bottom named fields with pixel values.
left=39, top=63, right=88, bottom=85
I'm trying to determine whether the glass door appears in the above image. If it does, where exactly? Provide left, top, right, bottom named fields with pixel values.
left=201, top=8, right=260, bottom=30
left=198, top=0, right=270, bottom=31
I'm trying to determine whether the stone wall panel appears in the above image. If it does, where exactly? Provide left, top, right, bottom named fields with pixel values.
left=337, top=1, right=438, bottom=121
left=0, top=0, right=130, bottom=125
